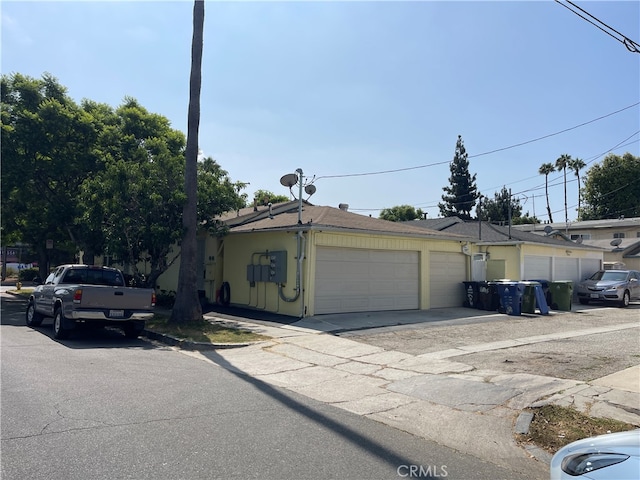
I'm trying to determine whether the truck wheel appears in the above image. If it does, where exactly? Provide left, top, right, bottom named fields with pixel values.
left=123, top=322, right=144, bottom=339
left=53, top=308, right=70, bottom=339
left=26, top=301, right=44, bottom=327
left=619, top=290, right=630, bottom=308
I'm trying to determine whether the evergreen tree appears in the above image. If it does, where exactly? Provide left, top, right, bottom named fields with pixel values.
left=483, top=186, right=522, bottom=223
left=438, top=135, right=478, bottom=219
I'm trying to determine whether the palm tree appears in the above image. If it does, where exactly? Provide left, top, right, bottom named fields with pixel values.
left=568, top=157, right=586, bottom=218
left=555, top=154, right=572, bottom=224
left=170, top=0, right=205, bottom=324
left=538, top=162, right=555, bottom=223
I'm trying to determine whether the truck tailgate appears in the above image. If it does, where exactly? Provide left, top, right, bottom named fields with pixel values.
left=78, top=286, right=154, bottom=310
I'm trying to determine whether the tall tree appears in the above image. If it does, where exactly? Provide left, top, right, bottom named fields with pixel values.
left=581, top=152, right=640, bottom=220
left=568, top=157, right=586, bottom=217
left=482, top=186, right=522, bottom=224
left=538, top=162, right=555, bottom=223
left=78, top=99, right=188, bottom=289
left=171, top=0, right=205, bottom=324
left=1, top=73, right=102, bottom=278
left=555, top=153, right=572, bottom=224
left=438, top=135, right=478, bottom=220
left=379, top=205, right=425, bottom=222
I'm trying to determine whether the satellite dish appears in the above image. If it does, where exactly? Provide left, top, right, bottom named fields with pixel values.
left=279, top=173, right=298, bottom=188
left=576, top=237, right=583, bottom=244
left=304, top=184, right=316, bottom=196
left=610, top=238, right=622, bottom=247
left=543, top=225, right=553, bottom=234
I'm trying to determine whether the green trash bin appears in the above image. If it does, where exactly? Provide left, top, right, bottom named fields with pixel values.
left=520, top=281, right=540, bottom=314
left=549, top=280, right=574, bottom=311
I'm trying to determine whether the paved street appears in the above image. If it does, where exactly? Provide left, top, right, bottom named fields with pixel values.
left=1, top=294, right=536, bottom=480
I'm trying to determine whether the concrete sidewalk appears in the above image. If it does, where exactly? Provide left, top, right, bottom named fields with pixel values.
left=193, top=310, right=639, bottom=477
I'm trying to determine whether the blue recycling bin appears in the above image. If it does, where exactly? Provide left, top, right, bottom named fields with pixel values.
left=495, top=282, right=525, bottom=316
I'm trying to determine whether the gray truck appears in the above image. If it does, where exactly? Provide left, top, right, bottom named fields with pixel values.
left=26, top=264, right=156, bottom=339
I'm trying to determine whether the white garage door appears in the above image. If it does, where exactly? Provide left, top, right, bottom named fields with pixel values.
left=554, top=257, right=579, bottom=282
left=314, top=247, right=419, bottom=315
left=524, top=255, right=552, bottom=280
left=430, top=252, right=467, bottom=308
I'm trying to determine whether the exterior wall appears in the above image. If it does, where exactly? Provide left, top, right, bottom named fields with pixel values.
left=307, top=231, right=466, bottom=314
left=479, top=245, right=521, bottom=280
left=477, top=243, right=603, bottom=282
left=222, top=231, right=304, bottom=317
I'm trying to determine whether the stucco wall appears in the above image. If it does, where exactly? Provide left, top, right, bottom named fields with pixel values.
left=222, top=231, right=304, bottom=317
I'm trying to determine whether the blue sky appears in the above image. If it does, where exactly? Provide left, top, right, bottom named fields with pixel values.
left=2, top=1, right=639, bottom=223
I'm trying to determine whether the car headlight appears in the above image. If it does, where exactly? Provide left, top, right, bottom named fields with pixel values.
left=561, top=453, right=629, bottom=475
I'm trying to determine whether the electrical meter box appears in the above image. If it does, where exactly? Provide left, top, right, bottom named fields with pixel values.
left=268, top=251, right=287, bottom=283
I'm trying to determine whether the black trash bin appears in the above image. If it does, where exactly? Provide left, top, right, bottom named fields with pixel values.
left=479, top=282, right=500, bottom=311
left=462, top=281, right=483, bottom=309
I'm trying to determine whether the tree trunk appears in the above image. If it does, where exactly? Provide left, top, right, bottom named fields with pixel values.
left=563, top=167, right=568, bottom=224
left=170, top=0, right=204, bottom=324
left=545, top=176, right=554, bottom=223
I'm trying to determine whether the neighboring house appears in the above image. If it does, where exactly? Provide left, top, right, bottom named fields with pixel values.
left=514, top=217, right=640, bottom=270
left=159, top=201, right=474, bottom=317
left=407, top=217, right=604, bottom=287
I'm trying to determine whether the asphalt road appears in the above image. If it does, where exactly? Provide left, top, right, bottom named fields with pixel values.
left=1, top=294, right=537, bottom=480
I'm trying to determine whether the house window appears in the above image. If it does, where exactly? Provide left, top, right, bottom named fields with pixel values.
left=613, top=233, right=625, bottom=239
left=570, top=234, right=591, bottom=241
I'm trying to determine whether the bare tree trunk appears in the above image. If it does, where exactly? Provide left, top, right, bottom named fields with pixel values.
left=170, top=0, right=204, bottom=324
left=545, top=176, right=554, bottom=223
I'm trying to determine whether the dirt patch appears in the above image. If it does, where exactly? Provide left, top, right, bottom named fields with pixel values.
left=517, top=404, right=639, bottom=454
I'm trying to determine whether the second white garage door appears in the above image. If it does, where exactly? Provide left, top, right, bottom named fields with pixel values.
left=314, top=247, right=419, bottom=315
left=429, top=252, right=467, bottom=308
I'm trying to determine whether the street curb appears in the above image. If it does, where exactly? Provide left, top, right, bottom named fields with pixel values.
left=514, top=410, right=553, bottom=465
left=141, top=329, right=258, bottom=351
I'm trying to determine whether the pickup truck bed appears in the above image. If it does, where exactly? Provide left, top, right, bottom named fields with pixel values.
left=26, top=264, right=156, bottom=339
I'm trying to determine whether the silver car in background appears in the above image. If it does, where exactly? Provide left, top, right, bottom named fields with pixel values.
left=576, top=270, right=640, bottom=307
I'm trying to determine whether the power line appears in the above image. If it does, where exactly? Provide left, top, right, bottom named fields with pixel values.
left=349, top=135, right=639, bottom=214
left=555, top=0, right=640, bottom=54
left=314, top=102, right=639, bottom=181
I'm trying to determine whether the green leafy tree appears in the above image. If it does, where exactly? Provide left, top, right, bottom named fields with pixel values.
left=438, top=135, right=478, bottom=220
left=1, top=73, right=102, bottom=278
left=538, top=162, right=555, bottom=223
left=555, top=153, right=572, bottom=224
left=482, top=187, right=522, bottom=224
left=252, top=189, right=289, bottom=206
left=580, top=153, right=640, bottom=220
left=197, top=157, right=247, bottom=234
left=379, top=205, right=424, bottom=222
left=79, top=98, right=188, bottom=289
left=171, top=0, right=206, bottom=324
left=568, top=157, right=586, bottom=217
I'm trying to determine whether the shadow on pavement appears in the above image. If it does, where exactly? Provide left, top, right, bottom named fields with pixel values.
left=202, top=348, right=441, bottom=479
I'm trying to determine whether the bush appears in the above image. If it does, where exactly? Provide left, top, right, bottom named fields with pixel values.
left=155, top=290, right=176, bottom=308
left=18, top=268, right=40, bottom=282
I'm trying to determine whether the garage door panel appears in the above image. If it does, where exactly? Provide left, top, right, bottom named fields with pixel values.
left=429, top=252, right=466, bottom=308
left=524, top=256, right=552, bottom=280
left=314, top=247, right=419, bottom=314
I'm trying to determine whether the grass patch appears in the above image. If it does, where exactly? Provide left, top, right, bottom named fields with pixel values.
left=8, top=288, right=34, bottom=298
left=146, top=314, right=270, bottom=344
left=522, top=404, right=638, bottom=454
